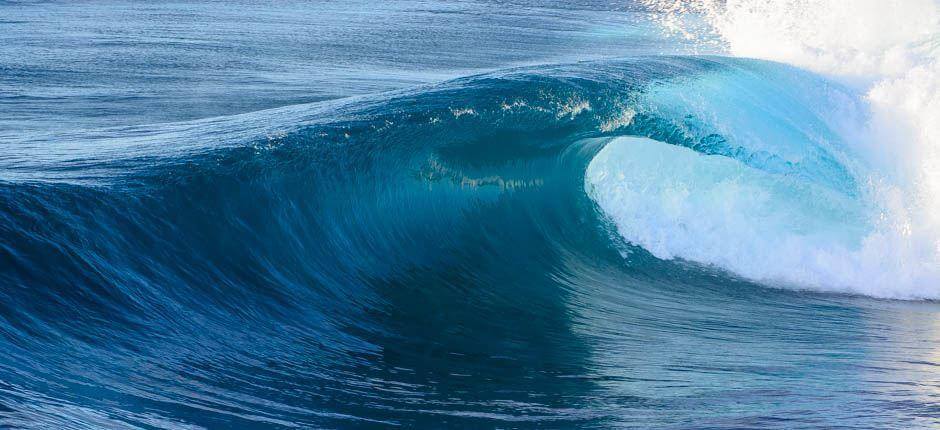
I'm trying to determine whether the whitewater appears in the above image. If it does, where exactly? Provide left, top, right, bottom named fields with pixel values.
left=3, top=1, right=940, bottom=428
left=586, top=0, right=940, bottom=298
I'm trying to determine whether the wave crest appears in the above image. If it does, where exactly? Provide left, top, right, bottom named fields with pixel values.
left=620, top=0, right=940, bottom=298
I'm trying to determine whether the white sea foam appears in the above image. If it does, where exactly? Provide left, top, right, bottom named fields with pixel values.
left=591, top=0, right=940, bottom=298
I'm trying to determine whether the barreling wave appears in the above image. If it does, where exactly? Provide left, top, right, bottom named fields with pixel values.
left=3, top=49, right=935, bottom=301
left=0, top=50, right=938, bottom=427
left=639, top=0, right=940, bottom=297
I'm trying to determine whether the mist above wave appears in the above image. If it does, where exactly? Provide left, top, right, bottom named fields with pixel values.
left=606, top=0, right=940, bottom=298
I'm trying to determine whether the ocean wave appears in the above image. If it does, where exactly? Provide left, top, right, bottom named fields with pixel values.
left=1, top=44, right=938, bottom=424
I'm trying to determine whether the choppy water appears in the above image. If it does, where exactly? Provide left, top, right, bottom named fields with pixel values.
left=3, top=1, right=940, bottom=429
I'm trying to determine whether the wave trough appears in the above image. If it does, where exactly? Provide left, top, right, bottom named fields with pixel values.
left=4, top=1, right=940, bottom=428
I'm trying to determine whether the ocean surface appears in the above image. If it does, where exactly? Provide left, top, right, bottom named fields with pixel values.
left=2, top=0, right=940, bottom=428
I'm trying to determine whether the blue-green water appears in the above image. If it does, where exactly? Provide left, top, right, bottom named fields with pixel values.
left=3, top=1, right=940, bottom=429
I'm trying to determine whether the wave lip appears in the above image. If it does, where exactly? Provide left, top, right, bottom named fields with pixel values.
left=630, top=0, right=940, bottom=298
left=587, top=136, right=885, bottom=296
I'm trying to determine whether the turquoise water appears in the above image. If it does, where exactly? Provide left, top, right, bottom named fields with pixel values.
left=3, top=1, right=940, bottom=429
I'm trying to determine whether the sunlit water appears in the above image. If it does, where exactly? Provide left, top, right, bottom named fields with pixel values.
left=2, top=1, right=940, bottom=429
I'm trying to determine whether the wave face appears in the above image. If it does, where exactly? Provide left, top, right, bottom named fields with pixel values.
left=639, top=0, right=940, bottom=296
left=3, top=1, right=940, bottom=429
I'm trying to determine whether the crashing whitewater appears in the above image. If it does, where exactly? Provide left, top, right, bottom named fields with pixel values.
left=586, top=0, right=940, bottom=298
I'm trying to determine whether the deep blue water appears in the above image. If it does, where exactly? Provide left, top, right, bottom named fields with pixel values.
left=3, top=1, right=940, bottom=429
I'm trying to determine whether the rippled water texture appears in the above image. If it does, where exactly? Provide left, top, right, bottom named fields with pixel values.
left=3, top=1, right=940, bottom=429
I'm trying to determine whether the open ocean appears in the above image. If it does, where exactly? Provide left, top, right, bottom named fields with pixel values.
left=3, top=0, right=940, bottom=428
